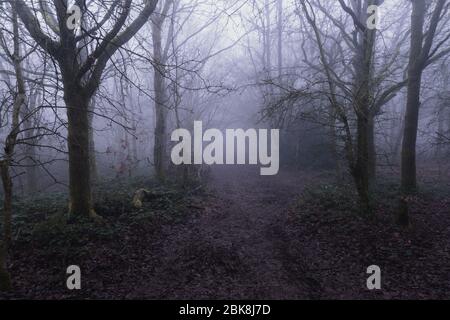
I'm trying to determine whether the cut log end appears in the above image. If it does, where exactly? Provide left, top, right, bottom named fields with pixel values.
left=132, top=189, right=151, bottom=209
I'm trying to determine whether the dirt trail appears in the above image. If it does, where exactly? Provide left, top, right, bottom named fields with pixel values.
left=4, top=165, right=449, bottom=299
left=135, top=166, right=319, bottom=299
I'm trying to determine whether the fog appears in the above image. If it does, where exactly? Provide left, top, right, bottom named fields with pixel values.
left=1, top=0, right=447, bottom=192
left=0, top=0, right=450, bottom=299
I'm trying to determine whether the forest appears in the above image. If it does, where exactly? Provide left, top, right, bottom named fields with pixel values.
left=0, top=0, right=449, bottom=300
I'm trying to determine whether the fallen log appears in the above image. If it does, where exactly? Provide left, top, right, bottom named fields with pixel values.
left=132, top=189, right=177, bottom=208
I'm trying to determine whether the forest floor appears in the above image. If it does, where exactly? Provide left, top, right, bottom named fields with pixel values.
left=0, top=165, right=449, bottom=299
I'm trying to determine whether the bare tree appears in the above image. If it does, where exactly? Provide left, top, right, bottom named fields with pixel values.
left=399, top=0, right=450, bottom=225
left=299, top=0, right=380, bottom=214
left=401, top=0, right=449, bottom=191
left=0, top=1, right=26, bottom=245
left=11, top=0, right=159, bottom=218
left=151, top=0, right=173, bottom=181
left=0, top=1, right=26, bottom=291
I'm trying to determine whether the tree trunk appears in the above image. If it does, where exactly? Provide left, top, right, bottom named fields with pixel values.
left=436, top=103, right=445, bottom=159
left=65, top=90, right=94, bottom=218
left=368, top=113, right=376, bottom=183
left=132, top=118, right=138, bottom=168
left=154, top=94, right=167, bottom=181
left=401, top=0, right=426, bottom=195
left=0, top=160, right=14, bottom=292
left=436, top=66, right=448, bottom=159
left=392, top=114, right=404, bottom=162
left=354, top=113, right=371, bottom=215
left=152, top=18, right=168, bottom=182
left=352, top=17, right=376, bottom=216
left=329, top=109, right=342, bottom=180
left=88, top=98, right=98, bottom=183
left=277, top=0, right=283, bottom=80
left=21, top=91, right=38, bottom=193
left=0, top=241, right=11, bottom=291
left=0, top=163, right=12, bottom=245
left=24, top=144, right=38, bottom=193
left=265, top=0, right=272, bottom=73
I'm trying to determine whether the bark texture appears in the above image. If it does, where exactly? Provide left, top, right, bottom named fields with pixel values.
left=400, top=0, right=426, bottom=195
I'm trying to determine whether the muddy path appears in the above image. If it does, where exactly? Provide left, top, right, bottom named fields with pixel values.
left=3, top=164, right=449, bottom=299
left=133, top=166, right=320, bottom=299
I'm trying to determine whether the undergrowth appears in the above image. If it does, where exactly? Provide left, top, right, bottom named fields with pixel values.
left=294, top=175, right=449, bottom=221
left=0, top=175, right=206, bottom=251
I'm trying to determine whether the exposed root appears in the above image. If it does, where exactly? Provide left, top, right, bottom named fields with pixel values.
left=89, top=209, right=105, bottom=224
left=68, top=201, right=105, bottom=224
